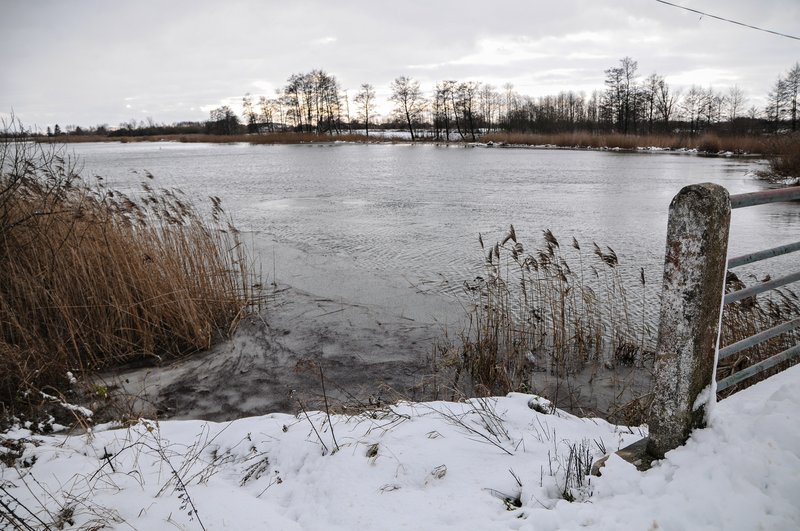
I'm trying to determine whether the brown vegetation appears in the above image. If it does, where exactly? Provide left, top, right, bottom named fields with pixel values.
left=434, top=227, right=799, bottom=423
left=763, top=133, right=800, bottom=178
left=45, top=130, right=800, bottom=168
left=481, top=131, right=771, bottom=154
left=45, top=132, right=381, bottom=145
left=0, top=134, right=261, bottom=414
left=428, top=228, right=653, bottom=421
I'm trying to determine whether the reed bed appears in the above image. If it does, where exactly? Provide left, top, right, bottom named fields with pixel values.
left=47, top=132, right=378, bottom=145
left=247, top=132, right=378, bottom=144
left=761, top=133, right=800, bottom=178
left=48, top=131, right=797, bottom=164
left=481, top=132, right=770, bottom=154
left=36, top=134, right=112, bottom=143
left=0, top=136, right=262, bottom=412
left=433, top=228, right=653, bottom=407
left=435, top=227, right=800, bottom=422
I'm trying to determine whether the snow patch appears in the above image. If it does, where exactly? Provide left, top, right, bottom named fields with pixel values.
left=2, top=365, right=799, bottom=530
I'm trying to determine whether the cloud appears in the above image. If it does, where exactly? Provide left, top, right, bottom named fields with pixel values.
left=666, top=68, right=744, bottom=88
left=2, top=0, right=798, bottom=126
left=311, top=36, right=337, bottom=45
left=410, top=32, right=612, bottom=70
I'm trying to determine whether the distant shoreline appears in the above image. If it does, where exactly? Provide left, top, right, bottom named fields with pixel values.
left=32, top=131, right=774, bottom=156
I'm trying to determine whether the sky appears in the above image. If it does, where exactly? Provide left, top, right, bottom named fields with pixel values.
left=1, top=0, right=798, bottom=131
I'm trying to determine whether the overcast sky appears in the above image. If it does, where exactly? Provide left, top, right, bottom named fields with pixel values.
left=1, top=0, right=798, bottom=130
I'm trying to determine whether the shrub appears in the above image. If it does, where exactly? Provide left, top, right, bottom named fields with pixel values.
left=0, top=126, right=261, bottom=412
left=765, top=134, right=800, bottom=178
left=480, top=131, right=768, bottom=154
left=696, top=133, right=722, bottom=153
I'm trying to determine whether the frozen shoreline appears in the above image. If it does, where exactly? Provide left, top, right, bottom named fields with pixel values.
left=97, top=282, right=440, bottom=422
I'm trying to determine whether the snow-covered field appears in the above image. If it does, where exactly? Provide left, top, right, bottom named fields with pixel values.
left=2, top=364, right=799, bottom=530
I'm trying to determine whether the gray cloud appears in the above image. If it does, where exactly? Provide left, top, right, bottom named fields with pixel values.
left=2, top=0, right=798, bottom=129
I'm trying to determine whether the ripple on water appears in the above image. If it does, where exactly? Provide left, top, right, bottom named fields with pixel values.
left=72, top=142, right=790, bottom=330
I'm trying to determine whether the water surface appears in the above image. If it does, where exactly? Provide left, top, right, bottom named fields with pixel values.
left=73, top=142, right=792, bottom=328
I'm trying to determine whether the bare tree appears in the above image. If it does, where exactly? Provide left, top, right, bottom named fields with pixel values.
left=258, top=96, right=275, bottom=132
left=502, top=83, right=517, bottom=129
left=700, top=87, right=726, bottom=125
left=390, top=75, right=425, bottom=141
left=353, top=83, right=376, bottom=136
left=680, top=85, right=706, bottom=135
left=603, top=57, right=639, bottom=133
left=642, top=74, right=661, bottom=133
left=655, top=79, right=678, bottom=131
left=242, top=93, right=258, bottom=133
left=310, top=69, right=341, bottom=134
left=765, top=77, right=788, bottom=131
left=464, top=82, right=480, bottom=140
left=784, top=62, right=800, bottom=131
left=282, top=70, right=342, bottom=134
left=479, top=83, right=499, bottom=133
left=284, top=74, right=306, bottom=131
left=587, top=90, right=601, bottom=130
left=342, top=88, right=352, bottom=133
left=433, top=80, right=456, bottom=140
left=207, top=106, right=240, bottom=135
left=725, top=85, right=746, bottom=123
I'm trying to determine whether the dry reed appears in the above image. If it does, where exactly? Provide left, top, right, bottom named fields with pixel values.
left=761, top=133, right=800, bottom=178
left=441, top=227, right=652, bottom=405
left=47, top=132, right=379, bottom=145
left=440, top=228, right=799, bottom=422
left=481, top=132, right=770, bottom=154
left=1, top=133, right=262, bottom=412
left=48, top=131, right=796, bottom=161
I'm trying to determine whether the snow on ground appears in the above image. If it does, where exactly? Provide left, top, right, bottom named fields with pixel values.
left=2, top=364, right=799, bottom=530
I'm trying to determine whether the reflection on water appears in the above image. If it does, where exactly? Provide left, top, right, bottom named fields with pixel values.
left=72, top=142, right=793, bottom=328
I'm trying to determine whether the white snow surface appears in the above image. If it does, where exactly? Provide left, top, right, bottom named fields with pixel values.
left=2, top=364, right=799, bottom=530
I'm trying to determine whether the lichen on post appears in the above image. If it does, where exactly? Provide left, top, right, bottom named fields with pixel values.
left=647, top=183, right=731, bottom=459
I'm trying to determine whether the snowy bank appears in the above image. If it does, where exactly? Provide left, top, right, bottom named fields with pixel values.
left=2, top=364, right=799, bottom=530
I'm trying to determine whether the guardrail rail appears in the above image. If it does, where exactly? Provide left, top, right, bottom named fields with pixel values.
left=716, top=187, right=800, bottom=392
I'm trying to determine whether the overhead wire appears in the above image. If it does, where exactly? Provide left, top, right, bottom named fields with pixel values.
left=654, top=0, right=800, bottom=41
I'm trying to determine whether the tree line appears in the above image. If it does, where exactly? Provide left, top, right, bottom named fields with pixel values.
left=41, top=58, right=800, bottom=141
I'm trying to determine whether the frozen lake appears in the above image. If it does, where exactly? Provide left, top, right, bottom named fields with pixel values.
left=71, top=141, right=793, bottom=326
left=70, top=141, right=799, bottom=418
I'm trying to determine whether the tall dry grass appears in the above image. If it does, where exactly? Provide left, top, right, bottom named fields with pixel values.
left=481, top=131, right=769, bottom=154
left=437, top=227, right=652, bottom=405
left=49, top=130, right=797, bottom=161
left=48, top=132, right=379, bottom=145
left=437, top=228, right=800, bottom=422
left=762, top=133, right=800, bottom=178
left=247, top=132, right=378, bottom=144
left=0, top=134, right=261, bottom=411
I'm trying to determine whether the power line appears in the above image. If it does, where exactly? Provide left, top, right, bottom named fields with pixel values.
left=655, top=0, right=800, bottom=41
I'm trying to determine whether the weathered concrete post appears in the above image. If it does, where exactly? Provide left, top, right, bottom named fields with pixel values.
left=647, top=183, right=731, bottom=459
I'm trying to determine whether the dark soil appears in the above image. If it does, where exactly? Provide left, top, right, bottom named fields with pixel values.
left=95, top=284, right=440, bottom=422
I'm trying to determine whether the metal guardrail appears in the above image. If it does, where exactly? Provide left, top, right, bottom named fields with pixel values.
left=716, top=186, right=800, bottom=392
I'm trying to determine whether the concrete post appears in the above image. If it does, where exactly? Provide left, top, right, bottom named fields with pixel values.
left=647, top=183, right=731, bottom=459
